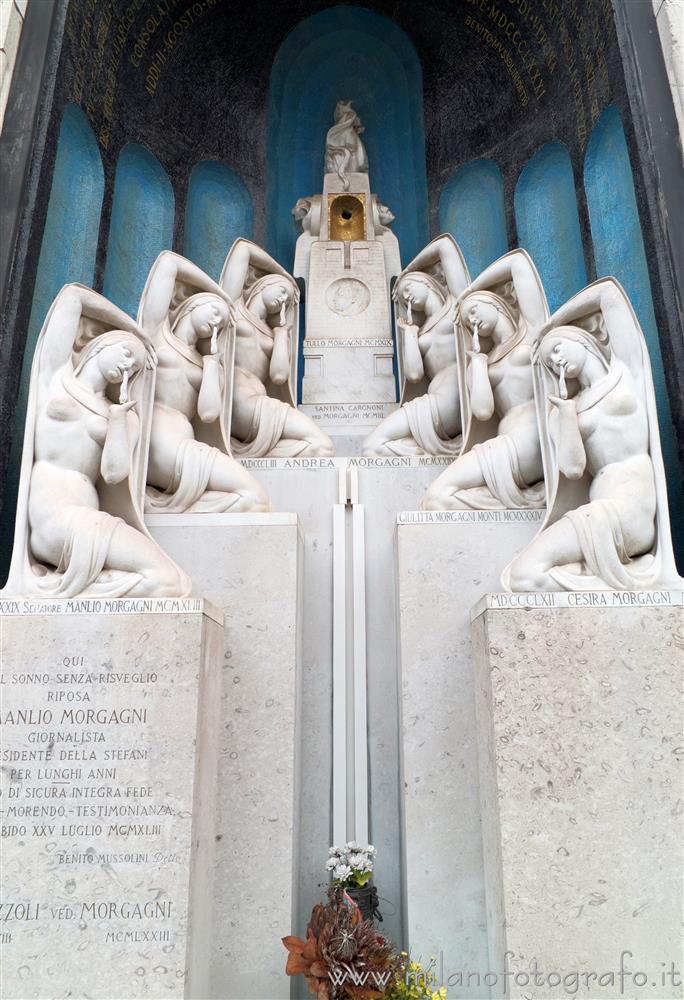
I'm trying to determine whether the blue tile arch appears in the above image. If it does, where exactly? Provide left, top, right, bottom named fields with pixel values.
left=2, top=103, right=105, bottom=578
left=267, top=5, right=428, bottom=271
left=584, top=105, right=683, bottom=562
left=23, top=103, right=105, bottom=383
left=184, top=160, right=254, bottom=282
left=514, top=141, right=587, bottom=312
left=103, top=142, right=174, bottom=318
left=439, top=159, right=509, bottom=279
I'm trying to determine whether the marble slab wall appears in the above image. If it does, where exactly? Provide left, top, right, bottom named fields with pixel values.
left=471, top=593, right=684, bottom=999
left=147, top=514, right=301, bottom=1000
left=0, top=599, right=223, bottom=1000
left=396, top=512, right=542, bottom=997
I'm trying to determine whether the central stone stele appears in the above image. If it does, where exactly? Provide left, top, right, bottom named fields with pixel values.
left=293, top=100, right=401, bottom=440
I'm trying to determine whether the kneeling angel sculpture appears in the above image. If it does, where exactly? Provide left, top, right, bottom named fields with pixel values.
left=3, top=285, right=190, bottom=597
left=504, top=278, right=681, bottom=591
left=423, top=249, right=548, bottom=508
left=363, top=234, right=469, bottom=456
left=220, top=239, right=334, bottom=457
left=140, top=251, right=272, bottom=512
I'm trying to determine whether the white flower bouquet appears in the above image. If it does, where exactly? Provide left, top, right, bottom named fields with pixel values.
left=325, top=841, right=376, bottom=888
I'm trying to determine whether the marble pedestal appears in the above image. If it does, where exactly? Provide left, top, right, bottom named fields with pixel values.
left=147, top=513, right=300, bottom=1000
left=301, top=336, right=397, bottom=406
left=471, top=592, right=684, bottom=999
left=396, top=511, right=544, bottom=997
left=0, top=598, right=222, bottom=1000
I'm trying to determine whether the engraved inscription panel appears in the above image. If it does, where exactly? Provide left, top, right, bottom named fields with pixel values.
left=0, top=601, right=218, bottom=999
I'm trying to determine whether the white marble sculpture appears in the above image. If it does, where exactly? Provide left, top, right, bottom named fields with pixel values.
left=292, top=195, right=322, bottom=287
left=292, top=195, right=321, bottom=235
left=423, top=250, right=548, bottom=508
left=504, top=278, right=681, bottom=591
left=362, top=234, right=470, bottom=456
left=139, top=251, right=272, bottom=512
left=3, top=284, right=191, bottom=597
left=219, top=238, right=334, bottom=457
left=370, top=197, right=402, bottom=285
left=292, top=192, right=401, bottom=291
left=324, top=99, right=368, bottom=190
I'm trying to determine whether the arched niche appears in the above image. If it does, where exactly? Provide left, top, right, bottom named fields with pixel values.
left=184, top=161, right=254, bottom=282
left=584, top=105, right=683, bottom=548
left=103, top=143, right=174, bottom=317
left=267, top=5, right=428, bottom=269
left=439, top=159, right=508, bottom=278
left=514, top=141, right=587, bottom=312
left=2, top=102, right=104, bottom=577
left=25, top=104, right=105, bottom=367
left=584, top=106, right=662, bottom=359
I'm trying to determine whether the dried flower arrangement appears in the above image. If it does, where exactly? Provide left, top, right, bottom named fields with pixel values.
left=283, top=848, right=449, bottom=999
left=283, top=884, right=400, bottom=999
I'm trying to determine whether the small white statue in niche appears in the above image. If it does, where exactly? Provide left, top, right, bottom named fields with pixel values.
left=220, top=238, right=334, bottom=457
left=362, top=234, right=469, bottom=456
left=504, top=278, right=681, bottom=591
left=422, top=249, right=548, bottom=509
left=139, top=251, right=272, bottom=512
left=3, top=284, right=190, bottom=598
left=324, top=99, right=369, bottom=189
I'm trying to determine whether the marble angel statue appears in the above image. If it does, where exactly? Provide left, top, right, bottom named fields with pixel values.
left=362, top=234, right=469, bottom=456
left=2, top=284, right=190, bottom=598
left=504, top=278, right=681, bottom=591
left=324, top=99, right=368, bottom=189
left=220, top=238, right=334, bottom=457
left=423, top=249, right=548, bottom=509
left=139, top=251, right=271, bottom=512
